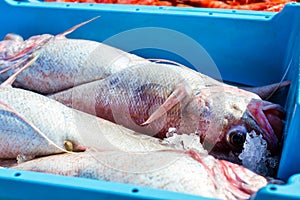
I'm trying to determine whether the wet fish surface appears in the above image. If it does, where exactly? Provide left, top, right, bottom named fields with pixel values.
left=0, top=18, right=286, bottom=167
left=12, top=148, right=267, bottom=200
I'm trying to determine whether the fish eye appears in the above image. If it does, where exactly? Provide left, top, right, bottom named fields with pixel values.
left=226, top=128, right=246, bottom=150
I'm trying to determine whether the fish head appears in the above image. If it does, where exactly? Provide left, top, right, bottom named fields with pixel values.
left=244, top=99, right=285, bottom=154
left=190, top=89, right=285, bottom=163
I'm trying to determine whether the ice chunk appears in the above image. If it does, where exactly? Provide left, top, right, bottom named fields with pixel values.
left=238, top=131, right=278, bottom=176
left=162, top=128, right=207, bottom=154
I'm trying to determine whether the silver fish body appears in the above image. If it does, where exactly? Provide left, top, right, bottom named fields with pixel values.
left=0, top=30, right=285, bottom=164
left=0, top=86, right=173, bottom=160
left=12, top=148, right=267, bottom=200
left=0, top=87, right=267, bottom=199
left=50, top=62, right=285, bottom=163
left=0, top=35, right=147, bottom=94
left=0, top=87, right=87, bottom=159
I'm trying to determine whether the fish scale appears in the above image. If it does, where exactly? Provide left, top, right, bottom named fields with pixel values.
left=0, top=18, right=286, bottom=166
left=0, top=87, right=86, bottom=159
left=0, top=86, right=175, bottom=160
left=1, top=37, right=148, bottom=94
left=12, top=149, right=267, bottom=200
left=50, top=61, right=279, bottom=164
left=0, top=85, right=267, bottom=199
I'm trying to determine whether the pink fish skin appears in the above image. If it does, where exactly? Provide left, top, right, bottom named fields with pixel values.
left=0, top=33, right=147, bottom=94
left=0, top=19, right=285, bottom=164
left=12, top=148, right=267, bottom=200
left=0, top=85, right=173, bottom=160
left=50, top=62, right=285, bottom=164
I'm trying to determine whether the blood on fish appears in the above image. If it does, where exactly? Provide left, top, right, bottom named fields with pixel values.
left=0, top=17, right=287, bottom=167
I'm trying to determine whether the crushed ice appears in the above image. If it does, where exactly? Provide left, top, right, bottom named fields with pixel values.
left=162, top=128, right=278, bottom=176
left=238, top=131, right=279, bottom=176
left=162, top=127, right=207, bottom=153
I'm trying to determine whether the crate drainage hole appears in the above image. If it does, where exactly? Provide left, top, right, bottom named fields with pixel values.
left=265, top=16, right=270, bottom=19
left=66, top=4, right=70, bottom=7
left=269, top=186, right=277, bottom=191
left=136, top=8, right=140, bottom=11
left=132, top=188, right=139, bottom=193
left=14, top=172, right=21, bottom=177
left=208, top=12, right=213, bottom=15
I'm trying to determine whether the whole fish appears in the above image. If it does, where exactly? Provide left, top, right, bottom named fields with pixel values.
left=12, top=148, right=267, bottom=200
left=0, top=18, right=286, bottom=164
left=50, top=62, right=285, bottom=164
left=0, top=17, right=147, bottom=94
left=0, top=86, right=267, bottom=199
left=0, top=83, right=176, bottom=161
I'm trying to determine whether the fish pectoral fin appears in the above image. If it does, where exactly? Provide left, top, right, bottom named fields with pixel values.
left=0, top=54, right=40, bottom=87
left=17, top=154, right=35, bottom=164
left=141, top=86, right=188, bottom=126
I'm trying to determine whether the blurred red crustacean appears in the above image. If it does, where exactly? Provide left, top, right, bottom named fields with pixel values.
left=45, top=0, right=296, bottom=11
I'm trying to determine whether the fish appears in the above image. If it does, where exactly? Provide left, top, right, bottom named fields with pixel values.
left=0, top=17, right=148, bottom=94
left=0, top=86, right=88, bottom=161
left=11, top=148, right=267, bottom=200
left=0, top=64, right=173, bottom=161
left=49, top=61, right=286, bottom=164
left=0, top=18, right=287, bottom=97
left=0, top=18, right=286, bottom=164
left=0, top=81, right=268, bottom=199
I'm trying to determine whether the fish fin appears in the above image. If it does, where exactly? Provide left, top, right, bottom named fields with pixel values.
left=240, top=81, right=290, bottom=100
left=0, top=100, right=76, bottom=155
left=148, top=58, right=190, bottom=70
left=0, top=54, right=39, bottom=87
left=57, top=16, right=100, bottom=37
left=0, top=35, right=52, bottom=76
left=141, top=85, right=188, bottom=126
left=148, top=58, right=209, bottom=79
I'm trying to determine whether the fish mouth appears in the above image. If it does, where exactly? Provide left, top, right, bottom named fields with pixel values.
left=246, top=99, right=285, bottom=155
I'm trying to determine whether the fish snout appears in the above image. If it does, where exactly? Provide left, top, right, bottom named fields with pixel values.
left=246, top=99, right=285, bottom=155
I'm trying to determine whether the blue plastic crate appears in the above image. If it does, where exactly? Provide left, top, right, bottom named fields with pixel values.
left=0, top=0, right=300, bottom=199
